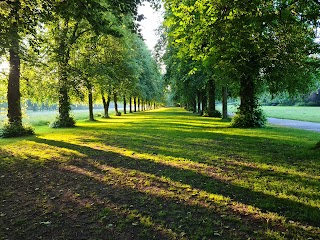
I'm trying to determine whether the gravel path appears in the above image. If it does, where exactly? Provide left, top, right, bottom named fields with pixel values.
left=268, top=118, right=320, bottom=133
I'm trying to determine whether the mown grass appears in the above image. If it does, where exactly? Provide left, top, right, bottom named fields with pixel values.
left=0, top=107, right=319, bottom=240
left=217, top=104, right=320, bottom=122
left=0, top=109, right=115, bottom=127
left=261, top=106, right=320, bottom=123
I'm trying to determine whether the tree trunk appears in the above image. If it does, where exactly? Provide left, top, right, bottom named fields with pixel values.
left=7, top=43, right=22, bottom=126
left=234, top=73, right=265, bottom=127
left=222, top=86, right=228, bottom=119
left=102, top=93, right=110, bottom=118
left=193, top=97, right=197, bottom=113
left=88, top=83, right=94, bottom=121
left=239, top=75, right=256, bottom=116
left=207, top=80, right=216, bottom=117
left=123, top=96, right=127, bottom=114
left=134, top=97, right=137, bottom=112
left=114, top=92, right=119, bottom=115
left=58, top=80, right=72, bottom=123
left=56, top=20, right=74, bottom=127
left=138, top=98, right=140, bottom=112
left=154, top=103, right=156, bottom=109
left=201, top=91, right=207, bottom=116
left=129, top=96, right=133, bottom=113
left=6, top=2, right=23, bottom=128
left=197, top=91, right=201, bottom=114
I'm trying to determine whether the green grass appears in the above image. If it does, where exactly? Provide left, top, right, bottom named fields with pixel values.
left=217, top=104, right=320, bottom=122
left=261, top=106, right=320, bottom=123
left=0, top=109, right=115, bottom=127
left=0, top=107, right=319, bottom=239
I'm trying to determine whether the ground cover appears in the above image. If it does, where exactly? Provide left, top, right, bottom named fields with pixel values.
left=0, top=108, right=319, bottom=239
left=217, top=104, right=320, bottom=123
left=261, top=106, right=320, bottom=123
left=0, top=109, right=116, bottom=127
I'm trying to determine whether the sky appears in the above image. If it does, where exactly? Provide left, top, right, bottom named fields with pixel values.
left=137, top=2, right=164, bottom=51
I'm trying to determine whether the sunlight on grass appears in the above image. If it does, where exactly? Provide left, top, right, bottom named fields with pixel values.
left=1, top=107, right=319, bottom=239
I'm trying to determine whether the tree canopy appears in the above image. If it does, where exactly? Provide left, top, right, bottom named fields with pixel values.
left=0, top=0, right=163, bottom=137
left=163, top=0, right=320, bottom=127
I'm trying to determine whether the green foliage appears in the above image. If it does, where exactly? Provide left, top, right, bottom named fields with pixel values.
left=0, top=122, right=34, bottom=138
left=231, top=109, right=266, bottom=128
left=208, top=110, right=222, bottom=118
left=163, top=0, right=320, bottom=125
left=50, top=116, right=76, bottom=128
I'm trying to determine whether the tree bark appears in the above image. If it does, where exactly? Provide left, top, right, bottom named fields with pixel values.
left=239, top=75, right=256, bottom=116
left=222, top=86, right=228, bottom=119
left=207, top=80, right=216, bottom=117
left=201, top=91, right=207, bottom=116
left=114, top=92, right=119, bottom=115
left=134, top=97, right=137, bottom=112
left=7, top=41, right=22, bottom=126
left=123, top=96, right=127, bottom=114
left=6, top=1, right=23, bottom=127
left=129, top=96, right=133, bottom=113
left=138, top=98, right=140, bottom=112
left=192, top=97, right=197, bottom=113
left=56, top=22, right=74, bottom=127
left=197, top=91, right=201, bottom=114
left=102, top=93, right=110, bottom=118
left=88, top=83, right=94, bottom=121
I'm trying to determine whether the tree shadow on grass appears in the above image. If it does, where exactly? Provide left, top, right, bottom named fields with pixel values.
left=24, top=139, right=320, bottom=229
left=1, top=145, right=318, bottom=240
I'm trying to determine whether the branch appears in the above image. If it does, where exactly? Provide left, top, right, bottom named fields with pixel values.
left=311, top=0, right=320, bottom=6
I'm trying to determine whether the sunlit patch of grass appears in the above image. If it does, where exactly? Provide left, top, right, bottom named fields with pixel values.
left=0, top=107, right=319, bottom=239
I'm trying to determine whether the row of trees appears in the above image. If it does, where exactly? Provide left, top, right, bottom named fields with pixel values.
left=0, top=0, right=163, bottom=136
left=162, top=0, right=320, bottom=127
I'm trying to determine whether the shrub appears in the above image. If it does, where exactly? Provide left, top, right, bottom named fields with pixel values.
left=231, top=108, right=266, bottom=128
left=116, top=112, right=122, bottom=116
left=204, top=110, right=222, bottom=118
left=0, top=122, right=34, bottom=138
left=50, top=116, right=76, bottom=128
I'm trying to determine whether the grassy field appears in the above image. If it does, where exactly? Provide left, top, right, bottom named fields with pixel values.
left=0, top=108, right=319, bottom=239
left=0, top=109, right=116, bottom=127
left=217, top=104, right=320, bottom=123
left=261, top=106, right=320, bottom=123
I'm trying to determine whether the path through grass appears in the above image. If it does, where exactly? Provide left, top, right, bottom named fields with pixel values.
left=0, top=108, right=319, bottom=239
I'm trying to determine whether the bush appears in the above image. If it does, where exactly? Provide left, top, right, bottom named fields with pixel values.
left=212, top=110, right=222, bottom=118
left=115, top=112, right=122, bottom=116
left=50, top=116, right=76, bottom=128
left=0, top=122, right=34, bottom=138
left=231, top=108, right=266, bottom=128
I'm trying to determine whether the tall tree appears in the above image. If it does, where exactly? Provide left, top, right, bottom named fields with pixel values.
left=0, top=0, right=51, bottom=135
left=164, top=0, right=320, bottom=127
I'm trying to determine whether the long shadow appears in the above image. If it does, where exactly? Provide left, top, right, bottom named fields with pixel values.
left=29, top=137, right=320, bottom=227
left=0, top=156, right=272, bottom=240
left=84, top=123, right=320, bottom=173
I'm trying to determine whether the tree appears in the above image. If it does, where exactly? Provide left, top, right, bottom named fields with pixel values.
left=48, top=0, right=153, bottom=127
left=163, top=0, right=320, bottom=127
left=0, top=0, right=51, bottom=136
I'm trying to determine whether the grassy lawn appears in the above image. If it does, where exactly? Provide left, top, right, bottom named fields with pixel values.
left=0, top=107, right=319, bottom=239
left=217, top=104, right=320, bottom=123
left=0, top=109, right=115, bottom=127
left=261, top=106, right=320, bottom=123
